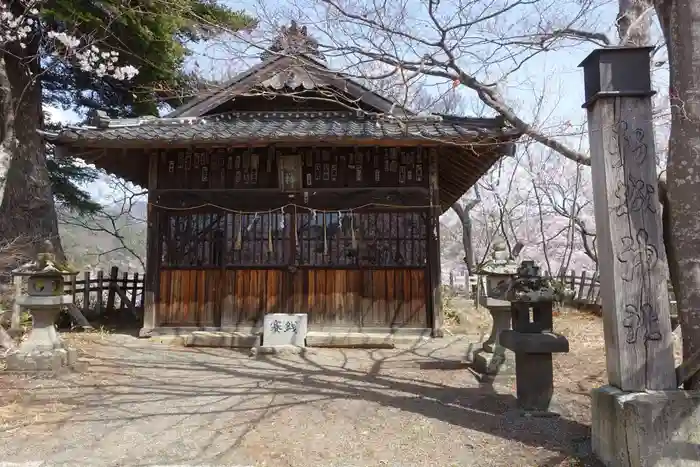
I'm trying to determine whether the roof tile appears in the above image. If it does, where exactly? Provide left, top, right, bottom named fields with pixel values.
left=46, top=111, right=516, bottom=146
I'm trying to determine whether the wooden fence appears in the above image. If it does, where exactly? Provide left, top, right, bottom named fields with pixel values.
left=468, top=269, right=677, bottom=314
left=553, top=270, right=602, bottom=307
left=551, top=269, right=677, bottom=312
left=13, top=266, right=145, bottom=322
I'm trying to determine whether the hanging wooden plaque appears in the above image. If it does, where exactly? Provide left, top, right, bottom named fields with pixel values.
left=279, top=155, right=303, bottom=192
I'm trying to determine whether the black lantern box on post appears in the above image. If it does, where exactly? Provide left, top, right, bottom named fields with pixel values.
left=500, top=260, right=569, bottom=415
left=471, top=240, right=522, bottom=376
left=580, top=46, right=655, bottom=109
left=6, top=241, right=78, bottom=373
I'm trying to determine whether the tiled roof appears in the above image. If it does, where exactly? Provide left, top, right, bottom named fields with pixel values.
left=43, top=111, right=518, bottom=147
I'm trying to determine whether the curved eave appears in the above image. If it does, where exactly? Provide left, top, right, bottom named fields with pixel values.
left=437, top=142, right=513, bottom=213
left=45, top=130, right=522, bottom=211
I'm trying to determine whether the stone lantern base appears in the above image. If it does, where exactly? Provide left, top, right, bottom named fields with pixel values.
left=472, top=346, right=515, bottom=376
left=6, top=347, right=77, bottom=372
left=470, top=301, right=515, bottom=376
left=6, top=296, right=77, bottom=373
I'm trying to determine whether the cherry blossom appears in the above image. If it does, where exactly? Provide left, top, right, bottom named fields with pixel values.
left=1, top=2, right=139, bottom=81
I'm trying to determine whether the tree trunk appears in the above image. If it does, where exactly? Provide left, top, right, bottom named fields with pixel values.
left=451, top=200, right=478, bottom=274
left=0, top=41, right=64, bottom=279
left=655, top=0, right=700, bottom=388
left=617, top=0, right=653, bottom=45
left=0, top=60, right=14, bottom=214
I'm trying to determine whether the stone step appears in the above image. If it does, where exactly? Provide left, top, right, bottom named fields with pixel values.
left=305, top=331, right=430, bottom=348
left=184, top=331, right=259, bottom=348
left=166, top=330, right=431, bottom=349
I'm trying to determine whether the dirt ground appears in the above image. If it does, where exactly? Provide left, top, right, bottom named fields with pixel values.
left=0, top=307, right=635, bottom=467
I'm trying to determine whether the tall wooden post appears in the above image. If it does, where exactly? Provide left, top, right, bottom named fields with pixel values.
left=140, top=152, right=159, bottom=337
left=580, top=47, right=676, bottom=391
left=428, top=148, right=443, bottom=337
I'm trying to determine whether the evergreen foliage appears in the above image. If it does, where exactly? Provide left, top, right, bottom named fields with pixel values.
left=37, top=0, right=256, bottom=211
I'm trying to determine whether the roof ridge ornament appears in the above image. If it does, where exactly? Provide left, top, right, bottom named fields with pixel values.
left=87, top=109, right=111, bottom=129
left=260, top=21, right=325, bottom=62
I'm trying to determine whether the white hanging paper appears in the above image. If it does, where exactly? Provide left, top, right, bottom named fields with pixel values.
left=294, top=206, right=299, bottom=247
left=323, top=213, right=328, bottom=255
left=234, top=214, right=242, bottom=250
left=268, top=211, right=273, bottom=253
left=247, top=212, right=259, bottom=232
left=350, top=211, right=357, bottom=249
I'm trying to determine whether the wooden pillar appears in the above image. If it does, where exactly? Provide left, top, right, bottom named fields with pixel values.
left=10, top=276, right=21, bottom=333
left=580, top=47, right=676, bottom=390
left=428, top=148, right=443, bottom=337
left=140, top=152, right=159, bottom=337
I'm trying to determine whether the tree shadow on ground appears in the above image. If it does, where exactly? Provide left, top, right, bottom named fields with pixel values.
left=3, top=336, right=604, bottom=466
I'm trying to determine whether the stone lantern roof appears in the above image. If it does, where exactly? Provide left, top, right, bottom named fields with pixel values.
left=11, top=240, right=73, bottom=277
left=477, top=240, right=519, bottom=276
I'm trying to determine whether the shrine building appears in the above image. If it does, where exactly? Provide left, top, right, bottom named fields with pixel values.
left=42, top=23, right=521, bottom=340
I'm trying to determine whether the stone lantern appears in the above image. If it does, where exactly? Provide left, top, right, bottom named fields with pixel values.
left=501, top=260, right=569, bottom=414
left=6, top=241, right=77, bottom=372
left=471, top=240, right=520, bottom=375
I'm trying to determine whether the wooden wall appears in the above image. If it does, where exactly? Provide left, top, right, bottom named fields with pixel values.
left=157, top=268, right=427, bottom=329
left=155, top=146, right=429, bottom=191
left=148, top=144, right=437, bottom=331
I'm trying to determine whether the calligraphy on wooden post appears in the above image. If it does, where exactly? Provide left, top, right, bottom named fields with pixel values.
left=610, top=119, right=664, bottom=346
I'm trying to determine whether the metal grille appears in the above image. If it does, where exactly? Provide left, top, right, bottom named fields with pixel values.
left=161, top=209, right=426, bottom=269
left=296, top=211, right=427, bottom=267
left=161, top=210, right=292, bottom=268
left=226, top=212, right=291, bottom=266
left=161, top=211, right=227, bottom=268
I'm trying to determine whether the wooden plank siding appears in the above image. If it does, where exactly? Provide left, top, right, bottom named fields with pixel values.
left=157, top=268, right=426, bottom=328
left=149, top=145, right=437, bottom=332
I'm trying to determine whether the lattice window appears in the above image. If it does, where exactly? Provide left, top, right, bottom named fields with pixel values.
left=161, top=210, right=292, bottom=268
left=226, top=212, right=292, bottom=266
left=161, top=209, right=426, bottom=268
left=161, top=211, right=227, bottom=268
left=296, top=211, right=427, bottom=267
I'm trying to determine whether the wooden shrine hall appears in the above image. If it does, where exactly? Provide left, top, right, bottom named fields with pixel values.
left=43, top=24, right=521, bottom=339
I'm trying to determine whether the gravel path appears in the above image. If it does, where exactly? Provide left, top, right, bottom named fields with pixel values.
left=0, top=333, right=600, bottom=467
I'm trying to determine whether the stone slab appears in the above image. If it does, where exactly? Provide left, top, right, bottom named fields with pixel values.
left=184, top=331, right=258, bottom=348
left=263, top=313, right=307, bottom=347
left=150, top=335, right=187, bottom=346
left=500, top=330, right=569, bottom=354
left=478, top=295, right=511, bottom=309
left=471, top=348, right=515, bottom=376
left=306, top=332, right=396, bottom=348
left=592, top=385, right=700, bottom=467
left=153, top=329, right=432, bottom=349
left=15, top=295, right=73, bottom=307
left=251, top=345, right=315, bottom=357
left=5, top=347, right=77, bottom=372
